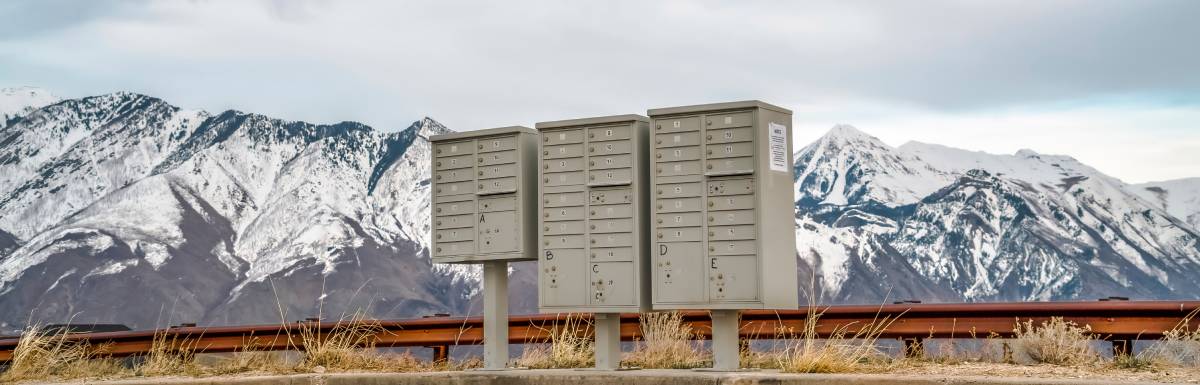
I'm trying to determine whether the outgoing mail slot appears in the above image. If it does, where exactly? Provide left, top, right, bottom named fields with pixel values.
left=434, top=198, right=473, bottom=216
left=543, top=144, right=584, bottom=159
left=435, top=169, right=473, bottom=183
left=655, top=160, right=702, bottom=177
left=543, top=128, right=584, bottom=145
left=435, top=154, right=474, bottom=170
left=707, top=240, right=757, bottom=256
left=478, top=163, right=518, bottom=179
left=590, top=188, right=632, bottom=205
left=654, top=132, right=701, bottom=148
left=434, top=141, right=471, bottom=158
left=590, top=247, right=632, bottom=262
left=435, top=240, right=473, bottom=256
left=544, top=220, right=585, bottom=235
left=436, top=228, right=474, bottom=242
left=435, top=180, right=475, bottom=196
left=476, top=177, right=518, bottom=195
left=656, top=197, right=703, bottom=213
left=545, top=206, right=586, bottom=222
left=543, top=171, right=586, bottom=187
left=656, top=226, right=702, bottom=242
left=434, top=213, right=474, bottom=229
left=705, top=111, right=753, bottom=129
left=587, top=125, right=631, bottom=142
left=589, top=140, right=632, bottom=156
left=543, top=191, right=586, bottom=208
left=478, top=150, right=517, bottom=166
left=588, top=203, right=633, bottom=219
left=705, top=142, right=755, bottom=159
left=587, top=154, right=632, bottom=170
left=707, top=225, right=756, bottom=241
left=708, top=178, right=755, bottom=196
left=478, top=196, right=517, bottom=212
left=589, top=218, right=633, bottom=234
left=590, top=232, right=633, bottom=248
left=705, top=127, right=754, bottom=144
left=544, top=234, right=586, bottom=249
left=478, top=136, right=517, bottom=153
left=653, top=116, right=700, bottom=133
left=707, top=194, right=754, bottom=211
left=709, top=255, right=759, bottom=301
left=705, top=156, right=755, bottom=176
left=541, top=249, right=586, bottom=307
left=588, top=168, right=633, bottom=186
left=655, top=212, right=703, bottom=228
left=544, top=157, right=585, bottom=173
left=655, top=242, right=705, bottom=303
left=655, top=182, right=703, bottom=199
left=655, top=145, right=701, bottom=162
left=708, top=209, right=756, bottom=226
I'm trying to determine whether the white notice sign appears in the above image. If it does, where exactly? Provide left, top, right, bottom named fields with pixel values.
left=768, top=122, right=788, bottom=172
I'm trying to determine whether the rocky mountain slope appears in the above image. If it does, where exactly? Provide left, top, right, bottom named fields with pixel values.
left=795, top=126, right=1200, bottom=303
left=0, top=90, right=479, bottom=332
left=1, top=89, right=1197, bottom=332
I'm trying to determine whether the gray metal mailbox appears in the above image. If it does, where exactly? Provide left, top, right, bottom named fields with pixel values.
left=647, top=101, right=798, bottom=310
left=535, top=115, right=651, bottom=313
left=429, top=126, right=539, bottom=264
left=535, top=115, right=651, bottom=370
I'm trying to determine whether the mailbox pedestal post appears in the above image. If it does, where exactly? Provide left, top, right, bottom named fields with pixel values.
left=710, top=310, right=740, bottom=371
left=594, top=313, right=621, bottom=370
left=482, top=260, right=509, bottom=370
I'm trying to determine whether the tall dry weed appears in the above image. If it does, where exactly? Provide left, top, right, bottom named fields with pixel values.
left=623, top=311, right=708, bottom=369
left=1011, top=317, right=1098, bottom=366
left=516, top=314, right=594, bottom=369
left=0, top=325, right=127, bottom=382
left=776, top=306, right=896, bottom=373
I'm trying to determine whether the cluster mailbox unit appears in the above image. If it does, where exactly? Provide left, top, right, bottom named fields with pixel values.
left=647, top=101, right=798, bottom=370
left=429, top=126, right=539, bottom=370
left=534, top=115, right=651, bottom=370
left=430, top=101, right=796, bottom=371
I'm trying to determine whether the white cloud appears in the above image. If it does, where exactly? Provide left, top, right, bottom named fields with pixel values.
left=0, top=0, right=1197, bottom=182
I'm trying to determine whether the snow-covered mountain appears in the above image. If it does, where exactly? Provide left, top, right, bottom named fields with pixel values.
left=0, top=91, right=481, bottom=332
left=1, top=87, right=60, bottom=128
left=1133, top=178, right=1200, bottom=232
left=795, top=125, right=1200, bottom=303
left=2, top=90, right=1197, bottom=331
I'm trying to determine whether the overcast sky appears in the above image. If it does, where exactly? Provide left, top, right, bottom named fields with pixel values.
left=2, top=0, right=1197, bottom=183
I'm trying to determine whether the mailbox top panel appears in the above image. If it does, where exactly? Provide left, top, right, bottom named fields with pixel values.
left=535, top=114, right=648, bottom=130
left=647, top=100, right=791, bottom=117
left=430, top=126, right=537, bottom=142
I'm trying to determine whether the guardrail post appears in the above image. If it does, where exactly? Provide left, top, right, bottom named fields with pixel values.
left=1111, top=339, right=1132, bottom=357
left=901, top=338, right=924, bottom=359
left=423, top=313, right=452, bottom=364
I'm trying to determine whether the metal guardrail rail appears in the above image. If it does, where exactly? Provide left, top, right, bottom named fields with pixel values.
left=1, top=300, right=1196, bottom=363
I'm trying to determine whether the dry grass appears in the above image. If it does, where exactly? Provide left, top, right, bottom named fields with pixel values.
left=516, top=314, right=594, bottom=369
left=136, top=329, right=203, bottom=377
left=0, top=325, right=127, bottom=383
left=1141, top=309, right=1200, bottom=367
left=293, top=314, right=422, bottom=372
left=623, top=311, right=708, bottom=369
left=776, top=306, right=897, bottom=373
left=1010, top=317, right=1098, bottom=366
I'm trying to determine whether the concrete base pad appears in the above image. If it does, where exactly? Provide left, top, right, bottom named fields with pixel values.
left=42, top=369, right=1184, bottom=385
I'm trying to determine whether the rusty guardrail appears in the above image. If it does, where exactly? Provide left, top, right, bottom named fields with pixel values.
left=1, top=300, right=1197, bottom=363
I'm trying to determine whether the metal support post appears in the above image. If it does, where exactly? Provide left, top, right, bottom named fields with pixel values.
left=709, top=310, right=740, bottom=371
left=482, top=260, right=509, bottom=370
left=594, top=313, right=621, bottom=370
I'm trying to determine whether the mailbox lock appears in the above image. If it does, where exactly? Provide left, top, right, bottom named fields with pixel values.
left=589, top=147, right=595, bottom=153
left=656, top=124, right=661, bottom=130
left=436, top=208, right=442, bottom=213
left=656, top=153, right=662, bottom=159
left=590, top=210, right=596, bottom=215
left=436, top=234, right=442, bottom=239
left=477, top=144, right=483, bottom=149
left=657, top=233, right=663, bottom=239
left=544, top=226, right=549, bottom=231
left=589, top=175, right=595, bottom=180
left=655, top=139, right=662, bottom=144
left=590, top=239, right=596, bottom=244
left=589, top=133, right=595, bottom=138
left=543, top=151, right=549, bottom=155
left=544, top=199, right=549, bottom=204
left=709, top=216, right=715, bottom=222
left=435, top=175, right=442, bottom=180
left=707, top=135, right=713, bottom=140
left=435, top=161, right=442, bottom=167
left=707, top=164, right=714, bottom=170
left=544, top=178, right=550, bottom=183
left=657, top=219, right=663, bottom=224
left=657, top=204, right=663, bottom=209
left=436, top=149, right=442, bottom=154
left=544, top=213, right=549, bottom=218
left=543, top=164, right=548, bottom=170
left=544, top=136, right=549, bottom=142
left=709, top=246, right=716, bottom=252
left=436, top=247, right=442, bottom=252
left=477, top=157, right=483, bottom=163
left=708, top=201, right=715, bottom=207
left=590, top=225, right=596, bottom=230
left=544, top=241, right=549, bottom=246
left=478, top=171, right=483, bottom=176
left=657, top=189, right=663, bottom=195
left=706, top=119, right=713, bottom=125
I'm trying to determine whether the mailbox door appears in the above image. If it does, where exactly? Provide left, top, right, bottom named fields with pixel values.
left=541, top=249, right=586, bottom=307
left=654, top=242, right=706, bottom=303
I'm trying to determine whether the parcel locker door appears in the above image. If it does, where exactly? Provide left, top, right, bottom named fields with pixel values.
left=541, top=249, right=586, bottom=307
left=654, top=242, right=706, bottom=304
left=589, top=262, right=635, bottom=306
